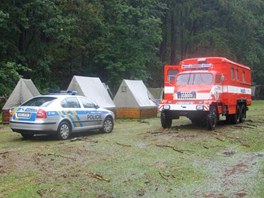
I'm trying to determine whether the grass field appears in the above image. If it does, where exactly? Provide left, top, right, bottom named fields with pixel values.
left=0, top=101, right=264, bottom=198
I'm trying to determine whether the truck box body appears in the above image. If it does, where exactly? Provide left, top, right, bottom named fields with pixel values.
left=160, top=57, right=251, bottom=130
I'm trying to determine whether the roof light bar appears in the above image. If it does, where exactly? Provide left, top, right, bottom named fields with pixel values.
left=48, top=90, right=78, bottom=95
left=182, top=63, right=213, bottom=70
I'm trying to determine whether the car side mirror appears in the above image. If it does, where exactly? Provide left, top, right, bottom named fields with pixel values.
left=94, top=104, right=100, bottom=109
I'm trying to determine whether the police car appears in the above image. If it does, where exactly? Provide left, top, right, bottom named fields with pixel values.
left=9, top=93, right=115, bottom=140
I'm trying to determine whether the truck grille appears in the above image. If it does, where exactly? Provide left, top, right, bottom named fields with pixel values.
left=177, top=91, right=196, bottom=99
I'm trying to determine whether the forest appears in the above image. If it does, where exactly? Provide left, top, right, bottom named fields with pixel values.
left=1, top=0, right=264, bottom=96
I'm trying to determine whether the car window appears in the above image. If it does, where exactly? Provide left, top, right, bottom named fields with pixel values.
left=61, top=97, right=81, bottom=108
left=22, top=97, right=57, bottom=107
left=79, top=98, right=96, bottom=108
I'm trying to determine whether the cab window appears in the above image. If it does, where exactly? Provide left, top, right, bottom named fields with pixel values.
left=242, top=71, right=246, bottom=82
left=61, top=97, right=81, bottom=108
left=231, top=68, right=235, bottom=79
left=80, top=98, right=96, bottom=108
left=215, top=74, right=222, bottom=84
left=168, top=70, right=178, bottom=82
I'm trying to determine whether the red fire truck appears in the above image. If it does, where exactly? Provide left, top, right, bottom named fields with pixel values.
left=160, top=57, right=251, bottom=130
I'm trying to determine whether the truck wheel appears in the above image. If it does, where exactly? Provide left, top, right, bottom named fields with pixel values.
left=57, top=121, right=71, bottom=140
left=207, top=106, right=217, bottom=130
left=161, top=111, right=172, bottom=129
left=227, top=105, right=241, bottom=124
left=235, top=105, right=242, bottom=124
left=240, top=105, right=246, bottom=123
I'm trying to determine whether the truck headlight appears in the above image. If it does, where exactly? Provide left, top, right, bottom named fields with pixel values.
left=163, top=105, right=170, bottom=110
left=196, top=105, right=204, bottom=111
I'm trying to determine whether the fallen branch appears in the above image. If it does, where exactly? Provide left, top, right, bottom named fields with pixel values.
left=158, top=171, right=169, bottom=181
left=156, top=144, right=192, bottom=153
left=38, top=153, right=76, bottom=161
left=232, top=125, right=256, bottom=129
left=116, top=142, right=131, bottom=147
left=215, top=136, right=225, bottom=142
left=0, top=151, right=9, bottom=155
left=147, top=130, right=164, bottom=134
left=86, top=172, right=110, bottom=182
left=70, top=137, right=83, bottom=142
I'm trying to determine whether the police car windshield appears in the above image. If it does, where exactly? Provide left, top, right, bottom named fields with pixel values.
left=22, top=97, right=57, bottom=107
left=177, top=73, right=213, bottom=85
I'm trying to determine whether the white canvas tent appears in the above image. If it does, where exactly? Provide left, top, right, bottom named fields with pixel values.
left=114, top=79, right=157, bottom=118
left=67, top=76, right=115, bottom=110
left=3, top=78, right=40, bottom=110
left=2, top=78, right=40, bottom=123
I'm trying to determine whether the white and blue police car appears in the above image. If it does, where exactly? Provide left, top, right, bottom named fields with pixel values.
left=9, top=92, right=115, bottom=140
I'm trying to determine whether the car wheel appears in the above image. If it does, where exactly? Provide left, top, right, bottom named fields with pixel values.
left=161, top=111, right=172, bottom=129
left=101, top=117, right=114, bottom=133
left=207, top=106, right=217, bottom=130
left=21, top=133, right=34, bottom=139
left=57, top=121, right=71, bottom=140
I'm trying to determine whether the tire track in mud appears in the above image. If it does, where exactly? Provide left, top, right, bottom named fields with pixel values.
left=193, top=152, right=264, bottom=197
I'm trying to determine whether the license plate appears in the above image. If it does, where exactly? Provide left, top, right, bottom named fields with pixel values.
left=17, top=113, right=30, bottom=118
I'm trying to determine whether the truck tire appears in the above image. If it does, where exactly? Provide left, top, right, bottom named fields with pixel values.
left=240, top=104, right=246, bottom=123
left=207, top=106, right=217, bottom=130
left=227, top=105, right=241, bottom=124
left=161, top=111, right=172, bottom=129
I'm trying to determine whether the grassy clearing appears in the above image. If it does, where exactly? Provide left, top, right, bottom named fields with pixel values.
left=0, top=101, right=264, bottom=197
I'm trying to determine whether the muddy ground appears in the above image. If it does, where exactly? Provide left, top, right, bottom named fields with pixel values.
left=0, top=102, right=264, bottom=197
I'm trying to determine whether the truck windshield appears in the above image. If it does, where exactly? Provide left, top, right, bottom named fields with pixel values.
left=176, top=73, right=213, bottom=85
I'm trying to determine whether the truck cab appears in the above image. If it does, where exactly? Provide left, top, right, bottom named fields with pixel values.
left=160, top=57, right=251, bottom=130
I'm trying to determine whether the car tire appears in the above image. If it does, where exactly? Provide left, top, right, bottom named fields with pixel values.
left=57, top=121, right=71, bottom=140
left=101, top=117, right=114, bottom=133
left=21, top=133, right=34, bottom=139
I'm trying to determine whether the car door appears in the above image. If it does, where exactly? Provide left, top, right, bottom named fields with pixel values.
left=78, top=97, right=102, bottom=128
left=60, top=97, right=83, bottom=131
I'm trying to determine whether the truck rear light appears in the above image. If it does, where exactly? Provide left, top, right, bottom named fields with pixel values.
left=37, top=109, right=47, bottom=118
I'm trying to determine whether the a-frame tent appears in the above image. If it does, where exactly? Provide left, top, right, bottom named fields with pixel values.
left=67, top=75, right=116, bottom=111
left=2, top=78, right=40, bottom=123
left=114, top=79, right=157, bottom=118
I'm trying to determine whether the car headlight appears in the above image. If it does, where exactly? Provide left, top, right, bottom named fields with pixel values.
left=163, top=105, right=170, bottom=110
left=196, top=105, right=204, bottom=111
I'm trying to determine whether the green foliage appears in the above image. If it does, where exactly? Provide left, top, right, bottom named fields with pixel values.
left=1, top=0, right=264, bottom=92
left=0, top=62, right=30, bottom=96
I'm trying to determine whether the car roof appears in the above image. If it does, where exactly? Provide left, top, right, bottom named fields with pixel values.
left=34, top=94, right=84, bottom=99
